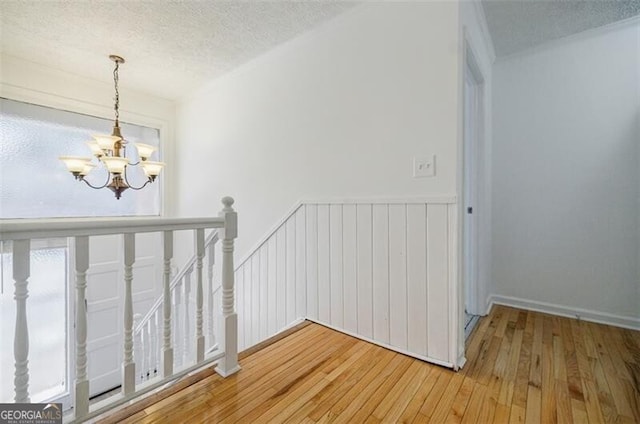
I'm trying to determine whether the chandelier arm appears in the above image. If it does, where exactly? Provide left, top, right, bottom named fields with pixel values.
left=123, top=167, right=152, bottom=191
left=81, top=172, right=111, bottom=190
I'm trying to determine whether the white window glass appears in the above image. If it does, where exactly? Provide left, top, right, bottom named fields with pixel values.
left=0, top=240, right=67, bottom=403
left=0, top=98, right=161, bottom=218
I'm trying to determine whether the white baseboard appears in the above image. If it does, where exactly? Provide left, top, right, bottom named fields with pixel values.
left=283, top=317, right=307, bottom=331
left=488, top=295, right=640, bottom=331
left=305, top=318, right=457, bottom=369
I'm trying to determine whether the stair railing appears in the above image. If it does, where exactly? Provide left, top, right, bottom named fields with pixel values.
left=133, top=230, right=221, bottom=383
left=0, top=196, right=240, bottom=423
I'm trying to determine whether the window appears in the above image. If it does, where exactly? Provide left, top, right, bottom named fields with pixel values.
left=0, top=98, right=161, bottom=219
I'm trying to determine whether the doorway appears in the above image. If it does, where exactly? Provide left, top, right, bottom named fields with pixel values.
left=463, top=45, right=484, bottom=340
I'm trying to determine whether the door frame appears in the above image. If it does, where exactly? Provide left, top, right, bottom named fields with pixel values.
left=463, top=46, right=484, bottom=318
left=457, top=30, right=489, bottom=363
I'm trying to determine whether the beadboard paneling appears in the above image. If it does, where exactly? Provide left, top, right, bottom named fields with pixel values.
left=356, top=204, right=373, bottom=339
left=329, top=204, right=344, bottom=328
left=372, top=205, right=390, bottom=344
left=306, top=205, right=318, bottom=321
left=294, top=207, right=306, bottom=320
left=233, top=198, right=458, bottom=366
left=388, top=204, right=408, bottom=350
left=342, top=205, right=358, bottom=334
left=407, top=204, right=427, bottom=357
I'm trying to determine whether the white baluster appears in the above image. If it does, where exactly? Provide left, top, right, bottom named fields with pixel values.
left=215, top=197, right=240, bottom=377
left=184, top=268, right=192, bottom=364
left=207, top=240, right=215, bottom=348
left=122, top=233, right=135, bottom=395
left=162, top=230, right=173, bottom=377
left=12, top=239, right=30, bottom=403
left=147, top=319, right=154, bottom=379
left=195, top=229, right=205, bottom=362
left=74, top=236, right=90, bottom=418
left=173, top=279, right=182, bottom=368
left=133, top=313, right=143, bottom=383
left=155, top=310, right=161, bottom=376
left=143, top=321, right=149, bottom=380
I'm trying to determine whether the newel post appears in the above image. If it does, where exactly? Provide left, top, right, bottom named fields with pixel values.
left=215, top=196, right=241, bottom=377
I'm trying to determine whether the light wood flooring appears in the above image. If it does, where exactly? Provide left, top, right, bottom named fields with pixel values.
left=99, top=305, right=640, bottom=423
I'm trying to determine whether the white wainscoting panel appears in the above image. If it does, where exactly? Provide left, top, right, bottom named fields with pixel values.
left=342, top=205, right=358, bottom=334
left=329, top=205, right=344, bottom=328
left=233, top=197, right=458, bottom=366
left=317, top=205, right=331, bottom=324
left=356, top=204, right=373, bottom=339
left=233, top=207, right=310, bottom=351
left=294, top=207, right=307, bottom=320
left=305, top=205, right=318, bottom=321
left=372, top=204, right=390, bottom=344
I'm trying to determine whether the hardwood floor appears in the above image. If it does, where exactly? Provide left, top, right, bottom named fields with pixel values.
left=98, top=305, right=640, bottom=423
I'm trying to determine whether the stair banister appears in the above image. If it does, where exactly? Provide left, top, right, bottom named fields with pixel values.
left=131, top=229, right=219, bottom=380
left=134, top=231, right=219, bottom=335
left=0, top=197, right=239, bottom=423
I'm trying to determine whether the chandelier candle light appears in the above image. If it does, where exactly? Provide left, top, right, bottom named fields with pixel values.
left=59, top=55, right=164, bottom=199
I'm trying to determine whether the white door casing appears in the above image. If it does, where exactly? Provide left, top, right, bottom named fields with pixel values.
left=462, top=42, right=485, bottom=319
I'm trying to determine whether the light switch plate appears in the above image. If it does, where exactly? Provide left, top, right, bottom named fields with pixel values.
left=413, top=155, right=436, bottom=177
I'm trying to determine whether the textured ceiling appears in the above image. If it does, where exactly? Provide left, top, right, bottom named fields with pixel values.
left=0, top=1, right=356, bottom=100
left=482, top=0, right=640, bottom=57
left=4, top=1, right=637, bottom=98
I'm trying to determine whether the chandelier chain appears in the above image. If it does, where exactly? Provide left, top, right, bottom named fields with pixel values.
left=113, top=60, right=120, bottom=122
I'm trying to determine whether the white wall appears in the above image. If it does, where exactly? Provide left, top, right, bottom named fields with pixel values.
left=175, top=2, right=462, bottom=263
left=492, top=21, right=640, bottom=325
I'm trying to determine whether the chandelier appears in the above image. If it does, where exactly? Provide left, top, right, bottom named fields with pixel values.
left=59, top=55, right=164, bottom=200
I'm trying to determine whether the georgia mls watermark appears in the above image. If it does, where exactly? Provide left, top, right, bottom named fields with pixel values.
left=0, top=404, right=62, bottom=424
